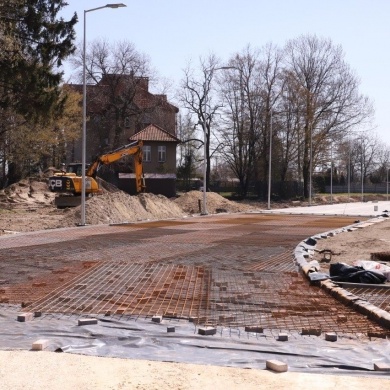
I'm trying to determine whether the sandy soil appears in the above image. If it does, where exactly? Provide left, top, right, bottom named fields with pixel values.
left=313, top=217, right=390, bottom=271
left=0, top=350, right=388, bottom=390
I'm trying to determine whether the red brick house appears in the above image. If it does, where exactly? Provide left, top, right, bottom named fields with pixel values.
left=67, top=75, right=180, bottom=196
left=118, top=124, right=180, bottom=197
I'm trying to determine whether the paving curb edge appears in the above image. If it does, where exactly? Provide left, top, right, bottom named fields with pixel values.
left=294, top=216, right=390, bottom=331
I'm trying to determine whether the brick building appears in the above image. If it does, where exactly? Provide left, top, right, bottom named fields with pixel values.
left=67, top=74, right=180, bottom=197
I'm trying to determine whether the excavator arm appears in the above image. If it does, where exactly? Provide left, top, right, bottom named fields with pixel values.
left=86, top=140, right=145, bottom=192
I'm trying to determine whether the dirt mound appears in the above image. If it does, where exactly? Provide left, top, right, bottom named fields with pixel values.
left=0, top=177, right=55, bottom=208
left=174, top=190, right=252, bottom=214
left=0, top=180, right=258, bottom=234
left=60, top=192, right=187, bottom=226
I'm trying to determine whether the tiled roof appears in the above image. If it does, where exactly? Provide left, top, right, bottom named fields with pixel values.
left=129, top=124, right=181, bottom=143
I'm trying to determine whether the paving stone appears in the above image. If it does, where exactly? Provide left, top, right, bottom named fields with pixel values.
left=266, top=359, right=288, bottom=372
left=325, top=332, right=337, bottom=342
left=78, top=318, right=98, bottom=326
left=17, top=312, right=34, bottom=322
left=278, top=333, right=289, bottom=341
left=198, top=327, right=217, bottom=336
left=152, top=315, right=162, bottom=323
left=301, top=328, right=321, bottom=336
left=32, top=339, right=49, bottom=351
left=245, top=326, right=263, bottom=333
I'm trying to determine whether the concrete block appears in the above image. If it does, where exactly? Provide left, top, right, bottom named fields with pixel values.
left=167, top=326, right=175, bottom=333
left=219, top=315, right=236, bottom=322
left=325, top=332, right=337, bottom=342
left=266, top=359, right=288, bottom=372
left=374, top=362, right=390, bottom=371
left=189, top=316, right=198, bottom=323
left=32, top=339, right=49, bottom=351
left=278, top=333, right=289, bottom=341
left=78, top=318, right=98, bottom=326
left=368, top=331, right=387, bottom=339
left=301, top=328, right=321, bottom=336
left=17, top=312, right=34, bottom=322
left=163, top=311, right=177, bottom=318
left=198, top=327, right=217, bottom=336
left=152, top=315, right=162, bottom=323
left=245, top=326, right=263, bottom=333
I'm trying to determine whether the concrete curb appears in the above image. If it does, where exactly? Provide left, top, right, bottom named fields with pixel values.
left=294, top=216, right=390, bottom=331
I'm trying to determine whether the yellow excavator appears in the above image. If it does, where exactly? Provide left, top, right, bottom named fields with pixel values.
left=48, top=140, right=145, bottom=208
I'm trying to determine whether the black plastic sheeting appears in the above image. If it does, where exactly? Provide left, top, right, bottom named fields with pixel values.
left=1, top=305, right=390, bottom=377
left=329, top=263, right=387, bottom=284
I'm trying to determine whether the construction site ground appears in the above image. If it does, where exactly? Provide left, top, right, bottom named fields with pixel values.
left=1, top=182, right=390, bottom=389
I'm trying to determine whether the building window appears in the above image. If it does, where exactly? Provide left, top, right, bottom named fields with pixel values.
left=158, top=145, right=166, bottom=162
left=144, top=145, right=151, bottom=162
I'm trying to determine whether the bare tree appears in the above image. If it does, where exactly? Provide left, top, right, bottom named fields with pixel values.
left=218, top=44, right=283, bottom=197
left=284, top=35, right=374, bottom=198
left=177, top=54, right=224, bottom=191
left=71, top=39, right=158, bottom=150
left=176, top=112, right=200, bottom=189
left=219, top=46, right=262, bottom=197
left=351, top=132, right=382, bottom=184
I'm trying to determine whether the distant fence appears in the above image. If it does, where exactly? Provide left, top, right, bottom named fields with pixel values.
left=178, top=179, right=390, bottom=199
left=177, top=179, right=305, bottom=200
left=325, top=184, right=389, bottom=194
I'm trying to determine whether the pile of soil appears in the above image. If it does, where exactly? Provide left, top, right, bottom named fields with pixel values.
left=173, top=190, right=252, bottom=214
left=1, top=178, right=256, bottom=233
left=0, top=178, right=55, bottom=208
left=61, top=192, right=187, bottom=227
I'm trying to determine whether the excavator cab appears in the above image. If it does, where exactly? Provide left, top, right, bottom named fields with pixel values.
left=66, top=163, right=83, bottom=176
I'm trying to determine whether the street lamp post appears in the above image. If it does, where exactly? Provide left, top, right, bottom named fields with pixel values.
left=360, top=138, right=364, bottom=202
left=81, top=3, right=126, bottom=226
left=267, top=110, right=273, bottom=210
left=201, top=101, right=208, bottom=215
left=330, top=141, right=333, bottom=204
left=309, top=122, right=313, bottom=206
left=347, top=146, right=351, bottom=203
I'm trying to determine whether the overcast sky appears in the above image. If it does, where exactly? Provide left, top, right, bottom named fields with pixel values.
left=61, top=0, right=390, bottom=145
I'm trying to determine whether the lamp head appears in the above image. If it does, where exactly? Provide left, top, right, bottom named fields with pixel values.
left=106, top=3, right=127, bottom=8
